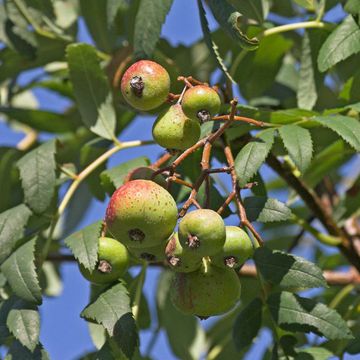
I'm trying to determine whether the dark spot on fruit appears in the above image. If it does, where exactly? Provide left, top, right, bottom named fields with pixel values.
left=168, top=255, right=181, bottom=267
left=224, top=256, right=238, bottom=268
left=197, top=110, right=211, bottom=123
left=97, top=260, right=112, bottom=274
left=186, top=234, right=200, bottom=249
left=130, top=76, right=144, bottom=97
left=129, top=228, right=145, bottom=242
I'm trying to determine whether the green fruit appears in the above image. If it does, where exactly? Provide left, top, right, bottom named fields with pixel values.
left=128, top=238, right=168, bottom=263
left=210, top=226, right=254, bottom=269
left=171, top=261, right=241, bottom=317
left=165, top=233, right=202, bottom=273
left=178, top=209, right=226, bottom=257
left=181, top=85, right=221, bottom=122
left=105, top=180, right=178, bottom=248
left=79, top=237, right=130, bottom=284
left=152, top=104, right=201, bottom=151
left=121, top=60, right=170, bottom=111
left=125, top=166, right=167, bottom=188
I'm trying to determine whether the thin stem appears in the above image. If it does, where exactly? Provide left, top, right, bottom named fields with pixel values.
left=132, top=262, right=148, bottom=321
left=17, top=129, right=38, bottom=151
left=262, top=21, right=327, bottom=37
left=329, top=284, right=355, bottom=309
left=145, top=326, right=161, bottom=357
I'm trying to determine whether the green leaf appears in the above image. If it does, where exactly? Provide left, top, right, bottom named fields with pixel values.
left=197, top=0, right=235, bottom=83
left=295, top=347, right=334, bottom=360
left=81, top=282, right=138, bottom=359
left=88, top=322, right=106, bottom=350
left=156, top=271, right=206, bottom=360
left=17, top=140, right=57, bottom=214
left=0, top=107, right=80, bottom=133
left=254, top=247, right=327, bottom=289
left=134, top=0, right=174, bottom=58
left=226, top=0, right=265, bottom=23
left=233, top=298, right=262, bottom=351
left=79, top=0, right=116, bottom=53
left=293, top=0, right=315, bottom=10
left=318, top=15, right=360, bottom=72
left=7, top=299, right=40, bottom=351
left=107, top=0, right=130, bottom=30
left=67, top=43, right=116, bottom=140
left=5, top=341, right=49, bottom=360
left=235, top=129, right=275, bottom=187
left=279, top=125, right=313, bottom=173
left=244, top=196, right=292, bottom=222
left=1, top=238, right=42, bottom=304
left=233, top=34, right=293, bottom=98
left=0, top=204, right=32, bottom=263
left=208, top=0, right=259, bottom=50
left=267, top=291, right=354, bottom=340
left=100, top=156, right=150, bottom=194
left=64, top=221, right=102, bottom=271
left=345, top=0, right=360, bottom=16
left=312, top=115, right=360, bottom=151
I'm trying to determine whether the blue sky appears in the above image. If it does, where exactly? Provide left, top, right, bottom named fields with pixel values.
left=0, top=1, right=355, bottom=359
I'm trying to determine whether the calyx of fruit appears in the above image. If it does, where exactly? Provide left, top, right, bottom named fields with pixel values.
left=210, top=226, right=254, bottom=269
left=171, top=260, right=241, bottom=317
left=121, top=60, right=170, bottom=111
left=79, top=237, right=130, bottom=284
left=152, top=104, right=201, bottom=151
left=165, top=233, right=202, bottom=272
left=181, top=85, right=221, bottom=123
left=178, top=209, right=226, bottom=257
left=105, top=180, right=178, bottom=248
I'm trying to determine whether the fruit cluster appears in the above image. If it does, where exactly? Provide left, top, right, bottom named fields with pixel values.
left=79, top=60, right=254, bottom=318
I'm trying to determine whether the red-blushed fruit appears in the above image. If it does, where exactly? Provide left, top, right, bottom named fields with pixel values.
left=165, top=233, right=202, bottom=272
left=79, top=237, right=129, bottom=284
left=171, top=260, right=241, bottom=317
left=152, top=104, right=201, bottom=151
left=105, top=180, right=178, bottom=248
left=181, top=85, right=221, bottom=123
left=210, top=226, right=254, bottom=269
left=121, top=60, right=170, bottom=111
left=178, top=209, right=226, bottom=257
left=124, top=166, right=167, bottom=188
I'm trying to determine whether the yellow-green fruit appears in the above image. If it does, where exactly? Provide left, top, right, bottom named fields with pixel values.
left=105, top=180, right=178, bottom=248
left=178, top=209, right=226, bottom=257
left=181, top=85, right=221, bottom=122
left=210, top=226, right=254, bottom=269
left=171, top=262, right=241, bottom=317
left=121, top=60, right=170, bottom=111
left=125, top=166, right=167, bottom=188
left=152, top=104, right=201, bottom=151
left=128, top=239, right=168, bottom=263
left=79, top=237, right=130, bottom=284
left=165, top=233, right=202, bottom=272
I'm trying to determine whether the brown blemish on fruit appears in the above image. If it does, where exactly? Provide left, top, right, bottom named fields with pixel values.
left=128, top=228, right=145, bottom=242
left=197, top=109, right=211, bottom=123
left=130, top=76, right=144, bottom=97
left=224, top=256, right=238, bottom=268
left=168, top=255, right=180, bottom=267
left=97, top=260, right=112, bottom=273
left=186, top=234, right=200, bottom=249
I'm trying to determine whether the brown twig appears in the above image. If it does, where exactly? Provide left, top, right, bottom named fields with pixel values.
left=150, top=152, right=172, bottom=169
left=212, top=115, right=269, bottom=127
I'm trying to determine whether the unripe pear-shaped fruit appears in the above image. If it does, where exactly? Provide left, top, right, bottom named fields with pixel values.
left=124, top=166, right=167, bottom=188
left=165, top=233, right=202, bottom=273
left=171, top=261, right=241, bottom=317
left=210, top=226, right=254, bottom=269
left=105, top=180, right=178, bottom=248
left=79, top=237, right=130, bottom=284
left=128, top=238, right=168, bottom=263
left=178, top=209, right=226, bottom=257
left=152, top=104, right=201, bottom=151
left=181, top=85, right=221, bottom=123
left=121, top=60, right=170, bottom=111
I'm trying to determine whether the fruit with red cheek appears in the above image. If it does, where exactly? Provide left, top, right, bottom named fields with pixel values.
left=178, top=209, right=226, bottom=257
left=152, top=104, right=201, bottom=151
left=210, top=226, right=254, bottom=269
left=79, top=237, right=129, bottom=284
left=181, top=85, right=221, bottom=123
left=105, top=180, right=178, bottom=248
left=165, top=233, right=202, bottom=272
left=121, top=60, right=170, bottom=111
left=171, top=260, right=241, bottom=317
left=124, top=166, right=167, bottom=188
